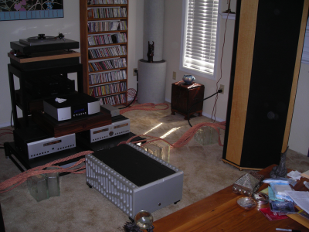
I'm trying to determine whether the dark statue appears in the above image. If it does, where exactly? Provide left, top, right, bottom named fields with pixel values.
left=270, top=148, right=288, bottom=178
left=147, top=41, right=154, bottom=63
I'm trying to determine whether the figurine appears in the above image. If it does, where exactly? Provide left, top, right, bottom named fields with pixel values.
left=147, top=41, right=154, bottom=63
left=270, top=149, right=288, bottom=178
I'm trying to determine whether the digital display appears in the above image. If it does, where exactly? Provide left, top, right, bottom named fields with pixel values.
left=114, top=123, right=128, bottom=129
left=74, top=108, right=85, bottom=113
left=93, top=128, right=109, bottom=134
left=43, top=140, right=61, bottom=147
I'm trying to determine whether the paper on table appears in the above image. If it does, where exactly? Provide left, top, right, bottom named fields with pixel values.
left=301, top=170, right=309, bottom=179
left=287, top=191, right=309, bottom=214
left=288, top=170, right=302, bottom=181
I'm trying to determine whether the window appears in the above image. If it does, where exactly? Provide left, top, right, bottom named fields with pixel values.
left=180, top=0, right=220, bottom=80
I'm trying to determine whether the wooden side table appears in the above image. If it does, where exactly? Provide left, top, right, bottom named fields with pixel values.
left=171, top=81, right=205, bottom=120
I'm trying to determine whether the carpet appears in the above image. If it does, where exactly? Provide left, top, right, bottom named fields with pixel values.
left=1, top=103, right=309, bottom=232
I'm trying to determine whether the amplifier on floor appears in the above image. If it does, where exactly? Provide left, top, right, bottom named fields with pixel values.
left=86, top=143, right=183, bottom=218
left=43, top=92, right=100, bottom=121
left=13, top=126, right=76, bottom=159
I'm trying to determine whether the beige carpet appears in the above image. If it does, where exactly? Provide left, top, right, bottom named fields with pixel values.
left=1, top=103, right=309, bottom=232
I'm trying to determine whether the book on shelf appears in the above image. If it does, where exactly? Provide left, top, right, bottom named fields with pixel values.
left=88, top=58, right=126, bottom=72
left=88, top=33, right=127, bottom=46
left=88, top=45, right=126, bottom=59
left=88, top=20, right=124, bottom=33
left=87, top=7, right=127, bottom=19
left=99, top=93, right=126, bottom=106
left=88, top=0, right=127, bottom=5
left=90, top=82, right=127, bottom=97
left=89, top=70, right=126, bottom=84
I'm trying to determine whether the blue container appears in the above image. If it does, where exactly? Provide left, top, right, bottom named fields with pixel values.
left=182, top=75, right=195, bottom=84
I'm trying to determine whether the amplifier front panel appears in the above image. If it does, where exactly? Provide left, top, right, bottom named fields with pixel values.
left=27, top=133, right=76, bottom=159
left=89, top=118, right=130, bottom=143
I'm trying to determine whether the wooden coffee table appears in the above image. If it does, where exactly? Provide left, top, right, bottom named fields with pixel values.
left=153, top=165, right=309, bottom=231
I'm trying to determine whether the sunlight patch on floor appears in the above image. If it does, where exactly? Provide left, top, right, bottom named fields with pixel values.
left=160, top=127, right=181, bottom=139
left=144, top=123, right=163, bottom=135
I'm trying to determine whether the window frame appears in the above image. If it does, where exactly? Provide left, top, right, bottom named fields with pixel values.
left=179, top=0, right=221, bottom=80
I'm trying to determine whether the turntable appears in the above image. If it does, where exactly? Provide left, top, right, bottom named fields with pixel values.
left=9, top=33, right=80, bottom=70
left=10, top=33, right=79, bottom=54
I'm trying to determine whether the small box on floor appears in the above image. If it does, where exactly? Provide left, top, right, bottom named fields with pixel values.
left=46, top=167, right=60, bottom=197
left=27, top=174, right=48, bottom=202
left=27, top=168, right=60, bottom=202
left=142, top=140, right=170, bottom=163
left=194, top=126, right=219, bottom=145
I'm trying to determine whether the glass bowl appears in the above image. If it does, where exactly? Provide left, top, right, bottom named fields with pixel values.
left=237, top=197, right=257, bottom=210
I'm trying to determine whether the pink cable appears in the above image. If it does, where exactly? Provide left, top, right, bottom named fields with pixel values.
left=0, top=150, right=93, bottom=194
left=0, top=103, right=225, bottom=193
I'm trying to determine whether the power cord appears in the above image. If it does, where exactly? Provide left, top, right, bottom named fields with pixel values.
left=119, top=70, right=138, bottom=109
left=211, top=10, right=230, bottom=122
left=187, top=89, right=222, bottom=127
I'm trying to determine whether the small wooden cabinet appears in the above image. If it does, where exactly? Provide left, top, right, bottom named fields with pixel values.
left=171, top=81, right=204, bottom=120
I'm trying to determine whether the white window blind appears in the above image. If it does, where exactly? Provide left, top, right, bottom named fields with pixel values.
left=180, top=0, right=220, bottom=78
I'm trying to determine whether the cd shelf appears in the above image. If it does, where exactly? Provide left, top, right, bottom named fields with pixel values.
left=80, top=0, right=128, bottom=106
left=89, top=70, right=126, bottom=85
left=89, top=81, right=127, bottom=97
left=100, top=93, right=126, bottom=105
left=88, top=45, right=126, bottom=59
left=88, top=33, right=127, bottom=46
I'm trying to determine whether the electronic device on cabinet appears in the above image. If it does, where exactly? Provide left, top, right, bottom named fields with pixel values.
left=43, top=92, right=100, bottom=121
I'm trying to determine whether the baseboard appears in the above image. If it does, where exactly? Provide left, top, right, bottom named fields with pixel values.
left=165, top=98, right=171, bottom=103
left=202, top=113, right=225, bottom=122
left=0, top=122, right=12, bottom=128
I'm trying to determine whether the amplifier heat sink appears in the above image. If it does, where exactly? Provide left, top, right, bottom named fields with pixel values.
left=86, top=143, right=183, bottom=217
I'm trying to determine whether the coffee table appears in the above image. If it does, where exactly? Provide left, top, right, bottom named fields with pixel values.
left=153, top=165, right=309, bottom=231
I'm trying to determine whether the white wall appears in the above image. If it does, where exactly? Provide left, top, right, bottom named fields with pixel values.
left=127, top=0, right=144, bottom=91
left=289, top=63, right=309, bottom=156
left=163, top=0, right=236, bottom=121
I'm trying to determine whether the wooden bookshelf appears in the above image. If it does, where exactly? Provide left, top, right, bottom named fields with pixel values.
left=80, top=0, right=128, bottom=106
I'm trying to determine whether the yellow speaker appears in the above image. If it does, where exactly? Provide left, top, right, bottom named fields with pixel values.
left=222, top=0, right=309, bottom=170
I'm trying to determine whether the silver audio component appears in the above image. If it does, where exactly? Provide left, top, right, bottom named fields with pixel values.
left=86, top=143, right=183, bottom=217
left=89, top=116, right=130, bottom=143
left=27, top=133, right=76, bottom=159
left=43, top=93, right=100, bottom=121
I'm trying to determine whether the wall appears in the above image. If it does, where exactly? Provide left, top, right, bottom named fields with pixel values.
left=289, top=63, right=309, bottom=156
left=127, top=0, right=144, bottom=91
left=163, top=0, right=236, bottom=122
